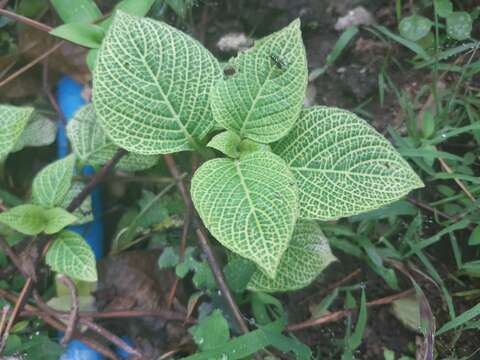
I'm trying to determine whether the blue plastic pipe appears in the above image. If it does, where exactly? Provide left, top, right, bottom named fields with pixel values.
left=56, top=76, right=105, bottom=360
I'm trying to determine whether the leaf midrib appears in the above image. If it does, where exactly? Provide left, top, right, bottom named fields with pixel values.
left=234, top=160, right=266, bottom=246
left=122, top=27, right=198, bottom=149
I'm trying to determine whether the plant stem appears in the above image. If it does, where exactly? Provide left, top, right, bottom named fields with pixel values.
left=163, top=155, right=252, bottom=335
left=0, top=8, right=52, bottom=32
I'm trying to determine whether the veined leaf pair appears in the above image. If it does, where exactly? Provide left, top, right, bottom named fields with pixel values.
left=92, top=12, right=423, bottom=291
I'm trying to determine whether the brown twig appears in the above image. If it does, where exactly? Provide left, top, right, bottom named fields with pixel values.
left=42, top=59, right=64, bottom=125
left=0, top=305, right=10, bottom=336
left=0, top=8, right=52, bottom=32
left=163, top=155, right=252, bottom=336
left=67, top=149, right=128, bottom=212
left=77, top=309, right=193, bottom=323
left=437, top=156, right=477, bottom=205
left=0, top=277, right=33, bottom=352
left=57, top=275, right=79, bottom=345
left=299, top=268, right=362, bottom=306
left=286, top=288, right=415, bottom=332
left=0, top=42, right=64, bottom=88
left=0, top=236, right=29, bottom=279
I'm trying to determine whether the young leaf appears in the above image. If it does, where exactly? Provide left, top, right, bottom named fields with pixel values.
left=399, top=15, right=432, bottom=42
left=191, top=151, right=298, bottom=278
left=248, top=221, right=336, bottom=292
left=99, top=0, right=156, bottom=31
left=46, top=231, right=97, bottom=282
left=67, top=104, right=158, bottom=171
left=468, top=225, right=480, bottom=246
left=225, top=256, right=257, bottom=293
left=273, top=106, right=423, bottom=220
left=12, top=115, right=56, bottom=152
left=32, top=155, right=75, bottom=208
left=189, top=310, right=230, bottom=351
left=0, top=105, right=33, bottom=160
left=50, top=0, right=102, bottom=23
left=434, top=0, right=453, bottom=18
left=43, top=208, right=77, bottom=235
left=0, top=204, right=46, bottom=235
left=207, top=130, right=241, bottom=158
left=158, top=247, right=179, bottom=269
left=210, top=19, right=307, bottom=144
left=93, top=11, right=222, bottom=155
left=446, top=12, right=473, bottom=41
left=50, top=23, right=105, bottom=48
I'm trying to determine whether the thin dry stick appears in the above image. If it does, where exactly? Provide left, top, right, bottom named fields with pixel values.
left=163, top=154, right=251, bottom=336
left=0, top=8, right=52, bottom=32
left=0, top=236, right=29, bottom=278
left=0, top=42, right=64, bottom=88
left=299, top=268, right=362, bottom=306
left=81, top=318, right=142, bottom=358
left=77, top=309, right=192, bottom=322
left=42, top=59, right=65, bottom=125
left=287, top=288, right=414, bottom=332
left=57, top=275, right=79, bottom=345
left=0, top=305, right=10, bottom=336
left=437, top=156, right=477, bottom=205
left=0, top=277, right=33, bottom=352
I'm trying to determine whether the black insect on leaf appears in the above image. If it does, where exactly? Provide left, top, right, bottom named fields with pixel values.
left=223, top=67, right=236, bottom=76
left=270, top=54, right=286, bottom=70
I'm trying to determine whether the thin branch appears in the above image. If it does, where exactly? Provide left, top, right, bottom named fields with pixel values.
left=0, top=305, right=10, bottom=336
left=77, top=309, right=192, bottom=323
left=0, top=236, right=29, bottom=278
left=0, top=9, right=52, bottom=32
left=81, top=318, right=142, bottom=358
left=0, top=42, right=64, bottom=88
left=286, top=288, right=414, bottom=332
left=0, top=277, right=33, bottom=352
left=67, top=148, right=128, bottom=212
left=57, top=275, right=79, bottom=345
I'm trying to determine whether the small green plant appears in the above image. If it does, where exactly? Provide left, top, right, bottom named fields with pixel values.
left=90, top=12, right=422, bottom=291
left=398, top=0, right=475, bottom=43
left=0, top=11, right=424, bottom=291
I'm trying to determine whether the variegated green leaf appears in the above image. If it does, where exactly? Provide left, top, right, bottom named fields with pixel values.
left=93, top=11, right=221, bottom=154
left=273, top=106, right=424, bottom=220
left=248, top=221, right=336, bottom=292
left=0, top=105, right=34, bottom=160
left=12, top=114, right=56, bottom=152
left=0, top=204, right=46, bottom=235
left=46, top=231, right=97, bottom=282
left=67, top=104, right=158, bottom=171
left=191, top=151, right=298, bottom=278
left=210, top=19, right=307, bottom=144
left=32, top=155, right=76, bottom=208
left=43, top=208, right=77, bottom=235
